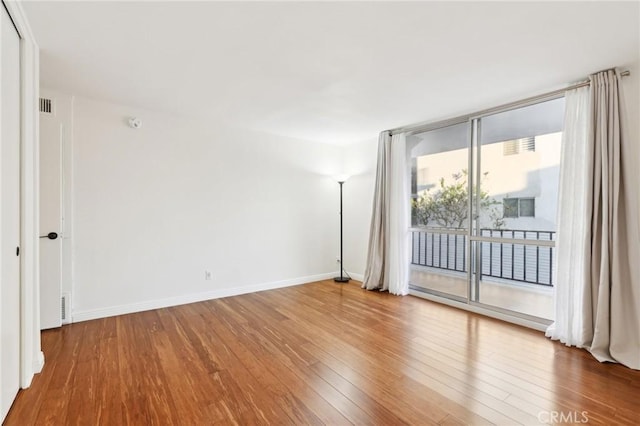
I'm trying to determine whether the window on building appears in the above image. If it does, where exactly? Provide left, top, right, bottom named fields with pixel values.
left=519, top=198, right=535, bottom=217
left=503, top=197, right=535, bottom=217
left=503, top=198, right=519, bottom=217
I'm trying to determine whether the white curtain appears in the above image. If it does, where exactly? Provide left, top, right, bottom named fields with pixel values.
left=362, top=132, right=410, bottom=295
left=387, top=133, right=410, bottom=295
left=547, top=69, right=640, bottom=369
left=546, top=86, right=592, bottom=346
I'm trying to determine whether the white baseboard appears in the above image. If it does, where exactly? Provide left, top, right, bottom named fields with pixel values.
left=21, top=351, right=45, bottom=390
left=34, top=351, right=45, bottom=373
left=348, top=272, right=364, bottom=282
left=71, top=272, right=336, bottom=323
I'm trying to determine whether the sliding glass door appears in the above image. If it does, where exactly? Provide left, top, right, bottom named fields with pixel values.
left=408, top=97, right=564, bottom=323
left=471, top=97, right=564, bottom=321
left=409, top=121, right=470, bottom=302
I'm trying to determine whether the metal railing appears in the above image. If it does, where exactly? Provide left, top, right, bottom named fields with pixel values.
left=411, top=229, right=467, bottom=273
left=410, top=228, right=555, bottom=287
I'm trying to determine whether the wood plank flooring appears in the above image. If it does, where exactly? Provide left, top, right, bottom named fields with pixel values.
left=5, top=280, right=640, bottom=425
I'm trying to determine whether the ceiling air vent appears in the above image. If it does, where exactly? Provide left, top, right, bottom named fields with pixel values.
left=39, top=97, right=53, bottom=114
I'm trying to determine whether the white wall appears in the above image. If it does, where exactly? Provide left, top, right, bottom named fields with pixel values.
left=66, top=96, right=342, bottom=321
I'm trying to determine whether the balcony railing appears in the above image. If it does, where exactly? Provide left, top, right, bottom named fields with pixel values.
left=410, top=228, right=555, bottom=287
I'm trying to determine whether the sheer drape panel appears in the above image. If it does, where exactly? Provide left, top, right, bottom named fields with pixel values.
left=362, top=132, right=410, bottom=295
left=387, top=133, right=409, bottom=296
left=546, top=86, right=592, bottom=346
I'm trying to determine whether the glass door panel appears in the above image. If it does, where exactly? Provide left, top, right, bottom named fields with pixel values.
left=408, top=121, right=470, bottom=301
left=471, top=97, right=565, bottom=320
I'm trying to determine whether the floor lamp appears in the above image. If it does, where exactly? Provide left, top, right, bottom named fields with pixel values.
left=334, top=175, right=350, bottom=283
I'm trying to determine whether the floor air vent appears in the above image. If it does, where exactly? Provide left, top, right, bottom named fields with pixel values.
left=61, top=292, right=71, bottom=324
left=39, top=97, right=53, bottom=114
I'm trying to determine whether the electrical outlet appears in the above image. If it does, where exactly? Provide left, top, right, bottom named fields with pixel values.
left=204, top=270, right=212, bottom=280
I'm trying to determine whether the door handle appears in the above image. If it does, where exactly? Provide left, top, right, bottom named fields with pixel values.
left=39, top=232, right=59, bottom=240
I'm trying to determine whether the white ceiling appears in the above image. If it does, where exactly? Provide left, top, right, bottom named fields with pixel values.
left=23, top=1, right=640, bottom=145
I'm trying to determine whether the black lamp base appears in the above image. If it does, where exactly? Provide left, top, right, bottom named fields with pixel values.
left=333, top=276, right=350, bottom=283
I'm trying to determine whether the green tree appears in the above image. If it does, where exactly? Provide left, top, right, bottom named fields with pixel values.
left=412, top=169, right=502, bottom=229
left=411, top=194, right=436, bottom=226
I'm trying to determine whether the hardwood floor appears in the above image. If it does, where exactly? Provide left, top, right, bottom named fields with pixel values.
left=5, top=280, right=640, bottom=425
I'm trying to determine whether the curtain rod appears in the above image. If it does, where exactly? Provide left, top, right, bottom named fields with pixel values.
left=388, top=69, right=631, bottom=136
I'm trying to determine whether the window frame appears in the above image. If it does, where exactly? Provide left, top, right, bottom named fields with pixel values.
left=502, top=196, right=536, bottom=218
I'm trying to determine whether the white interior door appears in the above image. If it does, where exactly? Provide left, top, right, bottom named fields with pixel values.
left=39, top=111, right=63, bottom=330
left=0, top=3, right=22, bottom=421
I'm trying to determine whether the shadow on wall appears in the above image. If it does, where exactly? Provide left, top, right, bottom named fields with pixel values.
left=342, top=138, right=379, bottom=278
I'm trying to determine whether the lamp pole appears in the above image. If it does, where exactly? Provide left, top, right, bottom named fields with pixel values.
left=334, top=179, right=349, bottom=283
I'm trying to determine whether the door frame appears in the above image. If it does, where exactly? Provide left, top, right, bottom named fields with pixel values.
left=39, top=89, right=72, bottom=330
left=2, top=0, right=43, bottom=389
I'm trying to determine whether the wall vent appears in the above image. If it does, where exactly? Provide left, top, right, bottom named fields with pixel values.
left=39, top=97, right=53, bottom=114
left=61, top=292, right=71, bottom=324
left=503, top=136, right=535, bottom=156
